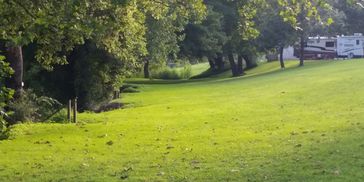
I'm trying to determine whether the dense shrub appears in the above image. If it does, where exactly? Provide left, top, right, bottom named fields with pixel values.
left=0, top=55, right=13, bottom=136
left=151, top=64, right=192, bottom=80
left=7, top=90, right=62, bottom=123
left=153, top=68, right=180, bottom=80
left=48, top=109, right=68, bottom=123
left=180, top=63, right=192, bottom=79
left=0, top=115, right=6, bottom=138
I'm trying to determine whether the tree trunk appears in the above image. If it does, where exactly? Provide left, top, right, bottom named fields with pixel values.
left=214, top=53, right=224, bottom=71
left=243, top=54, right=257, bottom=70
left=299, top=32, right=305, bottom=66
left=208, top=57, right=216, bottom=70
left=143, top=59, right=150, bottom=78
left=228, top=54, right=238, bottom=77
left=6, top=46, right=23, bottom=98
left=279, top=46, right=285, bottom=69
left=237, top=55, right=244, bottom=75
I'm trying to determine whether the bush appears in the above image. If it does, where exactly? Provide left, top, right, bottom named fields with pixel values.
left=153, top=68, right=180, bottom=80
left=0, top=55, right=13, bottom=136
left=48, top=109, right=68, bottom=123
left=180, top=63, right=192, bottom=79
left=151, top=64, right=192, bottom=80
left=0, top=115, right=7, bottom=138
left=8, top=90, right=63, bottom=123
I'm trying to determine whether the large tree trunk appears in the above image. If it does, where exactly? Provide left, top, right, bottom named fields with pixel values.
left=279, top=46, right=285, bottom=69
left=228, top=54, right=238, bottom=77
left=143, top=59, right=150, bottom=78
left=208, top=57, right=216, bottom=70
left=237, top=55, right=244, bottom=75
left=214, top=53, right=224, bottom=71
left=6, top=46, right=23, bottom=98
left=243, top=54, right=257, bottom=70
left=299, top=32, right=305, bottom=66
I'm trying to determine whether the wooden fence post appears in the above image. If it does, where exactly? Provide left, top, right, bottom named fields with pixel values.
left=73, top=98, right=77, bottom=123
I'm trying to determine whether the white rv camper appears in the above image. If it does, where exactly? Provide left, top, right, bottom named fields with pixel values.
left=294, top=36, right=337, bottom=60
left=337, top=33, right=364, bottom=58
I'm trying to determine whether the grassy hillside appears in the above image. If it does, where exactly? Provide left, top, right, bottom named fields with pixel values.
left=1, top=60, right=364, bottom=181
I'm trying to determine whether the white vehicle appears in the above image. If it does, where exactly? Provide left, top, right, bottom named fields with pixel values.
left=337, top=33, right=364, bottom=58
left=305, top=36, right=337, bottom=59
left=292, top=36, right=337, bottom=60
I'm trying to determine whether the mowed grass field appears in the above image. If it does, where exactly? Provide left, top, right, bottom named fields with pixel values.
left=1, top=60, right=364, bottom=181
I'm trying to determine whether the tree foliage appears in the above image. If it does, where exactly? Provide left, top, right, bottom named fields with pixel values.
left=277, top=0, right=332, bottom=66
left=278, top=0, right=333, bottom=30
left=0, top=54, right=13, bottom=132
left=1, top=0, right=206, bottom=112
left=0, top=0, right=205, bottom=69
left=181, top=7, right=227, bottom=61
left=142, top=0, right=206, bottom=78
left=0, top=55, right=13, bottom=109
left=330, top=0, right=364, bottom=34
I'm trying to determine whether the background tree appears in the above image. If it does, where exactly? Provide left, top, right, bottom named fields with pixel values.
left=278, top=0, right=333, bottom=66
left=205, top=0, right=261, bottom=77
left=330, top=0, right=363, bottom=34
left=309, top=1, right=347, bottom=36
left=180, top=7, right=227, bottom=71
left=142, top=0, right=206, bottom=79
left=0, top=0, right=148, bottom=97
left=144, top=16, right=179, bottom=78
left=256, top=2, right=297, bottom=69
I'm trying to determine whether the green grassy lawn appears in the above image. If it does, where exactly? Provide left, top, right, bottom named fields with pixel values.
left=1, top=60, right=364, bottom=181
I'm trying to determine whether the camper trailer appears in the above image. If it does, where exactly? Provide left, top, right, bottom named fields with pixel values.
left=337, top=33, right=364, bottom=58
left=284, top=33, right=364, bottom=60
left=294, top=36, right=337, bottom=60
